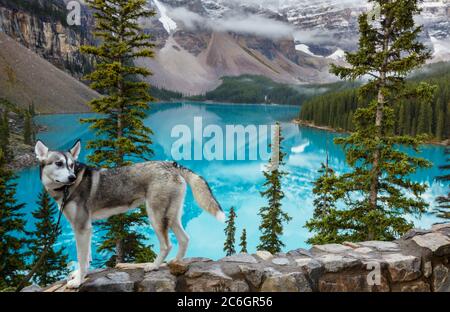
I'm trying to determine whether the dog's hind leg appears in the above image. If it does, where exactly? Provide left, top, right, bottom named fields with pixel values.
left=166, top=185, right=189, bottom=262
left=171, top=220, right=189, bottom=262
left=144, top=199, right=172, bottom=272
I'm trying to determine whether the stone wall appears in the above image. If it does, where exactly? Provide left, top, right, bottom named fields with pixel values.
left=30, top=223, right=450, bottom=292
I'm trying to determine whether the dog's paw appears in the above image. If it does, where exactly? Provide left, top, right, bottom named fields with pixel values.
left=144, top=263, right=159, bottom=272
left=66, top=277, right=83, bottom=289
left=69, top=269, right=79, bottom=280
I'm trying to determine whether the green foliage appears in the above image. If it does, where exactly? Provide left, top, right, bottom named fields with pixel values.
left=258, top=124, right=291, bottom=253
left=239, top=229, right=248, bottom=254
left=0, top=109, right=11, bottom=161
left=307, top=0, right=432, bottom=243
left=299, top=62, right=450, bottom=140
left=96, top=207, right=156, bottom=267
left=23, top=112, right=33, bottom=145
left=435, top=146, right=450, bottom=219
left=0, top=149, right=28, bottom=288
left=149, top=86, right=183, bottom=101
left=305, top=162, right=342, bottom=244
left=191, top=75, right=356, bottom=105
left=81, top=0, right=157, bottom=265
left=28, top=190, right=69, bottom=286
left=223, top=207, right=236, bottom=256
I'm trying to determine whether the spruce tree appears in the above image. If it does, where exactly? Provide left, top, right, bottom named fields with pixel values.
left=81, top=0, right=156, bottom=265
left=23, top=112, right=32, bottom=145
left=28, top=190, right=69, bottom=286
left=0, top=149, right=28, bottom=289
left=0, top=110, right=11, bottom=161
left=97, top=207, right=156, bottom=267
left=436, top=146, right=450, bottom=219
left=223, top=207, right=236, bottom=256
left=309, top=0, right=433, bottom=242
left=305, top=162, right=343, bottom=244
left=239, top=229, right=248, bottom=254
left=258, top=124, right=291, bottom=253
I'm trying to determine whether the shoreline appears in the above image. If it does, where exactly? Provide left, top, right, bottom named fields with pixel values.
left=35, top=100, right=301, bottom=116
left=293, top=119, right=449, bottom=147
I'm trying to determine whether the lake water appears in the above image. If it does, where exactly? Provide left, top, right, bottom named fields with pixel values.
left=15, top=102, right=448, bottom=265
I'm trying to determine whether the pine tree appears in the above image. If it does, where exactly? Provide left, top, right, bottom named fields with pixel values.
left=436, top=109, right=445, bottom=141
left=28, top=190, right=69, bottom=286
left=310, top=0, right=433, bottom=242
left=81, top=0, right=156, bottom=266
left=23, top=112, right=32, bottom=145
left=305, top=162, right=343, bottom=244
left=436, top=146, right=449, bottom=219
left=96, top=206, right=156, bottom=267
left=0, top=148, right=28, bottom=289
left=239, top=229, right=248, bottom=253
left=223, top=207, right=236, bottom=256
left=0, top=110, right=11, bottom=161
left=258, top=124, right=291, bottom=253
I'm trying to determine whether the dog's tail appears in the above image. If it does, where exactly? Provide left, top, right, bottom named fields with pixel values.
left=177, top=165, right=225, bottom=222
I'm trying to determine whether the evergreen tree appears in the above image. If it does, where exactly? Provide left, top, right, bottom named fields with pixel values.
left=416, top=86, right=434, bottom=135
left=239, top=229, right=248, bottom=253
left=0, top=149, right=28, bottom=288
left=436, top=110, right=444, bottom=141
left=81, top=0, right=156, bottom=265
left=309, top=0, right=433, bottom=242
left=258, top=124, right=291, bottom=253
left=0, top=110, right=11, bottom=161
left=96, top=206, right=156, bottom=267
left=28, top=190, right=69, bottom=286
left=305, top=161, right=343, bottom=244
left=436, top=146, right=450, bottom=219
left=298, top=62, right=450, bottom=141
left=23, top=112, right=32, bottom=145
left=223, top=207, right=236, bottom=256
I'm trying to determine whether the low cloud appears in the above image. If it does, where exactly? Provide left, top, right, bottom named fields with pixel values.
left=168, top=7, right=294, bottom=39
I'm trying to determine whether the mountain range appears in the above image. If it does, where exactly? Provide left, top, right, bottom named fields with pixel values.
left=0, top=0, right=449, bottom=100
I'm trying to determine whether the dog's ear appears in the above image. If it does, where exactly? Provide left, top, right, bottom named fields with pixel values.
left=69, top=140, right=81, bottom=160
left=35, top=140, right=49, bottom=161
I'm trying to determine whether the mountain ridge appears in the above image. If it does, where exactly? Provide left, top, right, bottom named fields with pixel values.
left=0, top=32, right=97, bottom=114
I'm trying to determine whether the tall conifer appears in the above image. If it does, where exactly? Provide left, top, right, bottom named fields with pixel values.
left=223, top=207, right=236, bottom=256
left=308, top=0, right=433, bottom=242
left=0, top=149, right=27, bottom=288
left=239, top=229, right=248, bottom=254
left=81, top=0, right=156, bottom=265
left=258, top=124, right=291, bottom=253
left=28, top=190, right=69, bottom=286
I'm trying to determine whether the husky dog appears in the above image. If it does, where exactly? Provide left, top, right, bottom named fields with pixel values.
left=34, top=140, right=224, bottom=289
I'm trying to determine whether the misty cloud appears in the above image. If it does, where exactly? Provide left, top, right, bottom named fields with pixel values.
left=168, top=7, right=295, bottom=39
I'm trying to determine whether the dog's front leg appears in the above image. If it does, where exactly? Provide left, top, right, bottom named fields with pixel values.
left=67, top=226, right=92, bottom=289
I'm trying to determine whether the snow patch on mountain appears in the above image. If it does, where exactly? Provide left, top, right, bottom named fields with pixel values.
left=327, top=48, right=346, bottom=61
left=154, top=0, right=177, bottom=34
left=295, top=44, right=321, bottom=57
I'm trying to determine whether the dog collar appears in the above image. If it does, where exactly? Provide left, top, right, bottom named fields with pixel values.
left=53, top=185, right=70, bottom=192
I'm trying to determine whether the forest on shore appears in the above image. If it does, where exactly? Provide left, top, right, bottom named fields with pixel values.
left=298, top=62, right=450, bottom=141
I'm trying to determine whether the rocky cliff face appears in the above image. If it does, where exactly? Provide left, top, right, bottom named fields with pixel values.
left=0, top=0, right=95, bottom=79
left=30, top=223, right=450, bottom=292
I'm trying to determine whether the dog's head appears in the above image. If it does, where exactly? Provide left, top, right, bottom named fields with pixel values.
left=35, top=140, right=82, bottom=189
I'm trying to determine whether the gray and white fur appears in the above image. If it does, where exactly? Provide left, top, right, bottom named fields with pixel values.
left=34, top=140, right=225, bottom=289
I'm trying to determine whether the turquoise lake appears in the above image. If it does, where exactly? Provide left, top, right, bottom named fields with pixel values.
left=16, top=102, right=448, bottom=266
